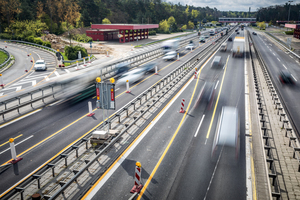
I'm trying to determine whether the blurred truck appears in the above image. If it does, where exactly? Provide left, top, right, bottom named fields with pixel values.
left=232, top=37, right=245, bottom=58
left=161, top=39, right=180, bottom=54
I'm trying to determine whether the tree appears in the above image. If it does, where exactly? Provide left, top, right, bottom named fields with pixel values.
left=0, top=0, right=21, bottom=26
left=191, top=9, right=200, bottom=19
left=181, top=24, right=187, bottom=30
left=188, top=20, right=194, bottom=29
left=159, top=19, right=170, bottom=32
left=102, top=18, right=111, bottom=24
left=36, top=1, right=45, bottom=20
left=167, top=16, right=176, bottom=26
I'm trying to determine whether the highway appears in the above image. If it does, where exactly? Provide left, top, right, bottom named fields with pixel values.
left=83, top=30, right=247, bottom=199
left=0, top=41, right=58, bottom=96
left=0, top=31, right=227, bottom=196
left=250, top=30, right=300, bottom=136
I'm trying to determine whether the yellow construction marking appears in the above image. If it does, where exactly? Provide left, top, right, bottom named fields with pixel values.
left=206, top=55, right=230, bottom=139
left=0, top=134, right=23, bottom=147
left=34, top=69, right=57, bottom=86
left=2, top=57, right=35, bottom=88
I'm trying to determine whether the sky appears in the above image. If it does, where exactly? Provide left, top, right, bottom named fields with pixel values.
left=168, top=0, right=300, bottom=12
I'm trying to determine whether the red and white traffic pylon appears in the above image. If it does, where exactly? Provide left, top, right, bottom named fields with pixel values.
left=76, top=61, right=79, bottom=70
left=177, top=53, right=179, bottom=61
left=87, top=101, right=95, bottom=117
left=0, top=74, right=5, bottom=87
left=106, top=50, right=109, bottom=57
left=155, top=65, right=158, bottom=75
left=88, top=55, right=91, bottom=63
left=130, top=162, right=143, bottom=193
left=83, top=58, right=87, bottom=66
left=131, top=44, right=133, bottom=51
left=194, top=68, right=197, bottom=79
left=8, top=138, right=23, bottom=164
left=179, top=98, right=185, bottom=113
left=126, top=80, right=131, bottom=93
left=25, top=64, right=28, bottom=72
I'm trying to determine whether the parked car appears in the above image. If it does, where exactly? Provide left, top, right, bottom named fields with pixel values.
left=34, top=60, right=47, bottom=71
left=279, top=69, right=295, bottom=85
left=117, top=68, right=146, bottom=85
left=163, top=51, right=177, bottom=61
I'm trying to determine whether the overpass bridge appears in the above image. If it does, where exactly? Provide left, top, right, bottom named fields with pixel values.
left=219, top=17, right=256, bottom=23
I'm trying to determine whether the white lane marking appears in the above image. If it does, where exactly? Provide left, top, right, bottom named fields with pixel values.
left=12, top=80, right=36, bottom=86
left=45, top=76, right=50, bottom=81
left=273, top=53, right=275, bottom=56
left=0, top=109, right=42, bottom=129
left=277, top=58, right=280, bottom=62
left=194, top=115, right=205, bottom=137
left=54, top=71, right=60, bottom=77
left=291, top=74, right=297, bottom=81
left=296, top=61, right=299, bottom=63
left=115, top=88, right=120, bottom=91
left=0, top=135, right=34, bottom=154
left=267, top=46, right=269, bottom=48
left=65, top=69, right=70, bottom=73
left=215, top=80, right=219, bottom=89
left=290, top=55, right=293, bottom=58
left=283, top=64, right=287, bottom=69
left=81, top=65, right=86, bottom=68
left=0, top=93, right=3, bottom=96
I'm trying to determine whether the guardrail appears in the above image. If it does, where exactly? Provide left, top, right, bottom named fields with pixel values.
left=0, top=29, right=232, bottom=200
left=0, top=48, right=12, bottom=69
left=0, top=34, right=198, bottom=123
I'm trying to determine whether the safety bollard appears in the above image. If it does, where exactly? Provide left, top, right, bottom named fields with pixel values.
left=131, top=44, right=133, bottom=51
left=179, top=98, right=185, bottom=113
left=130, top=162, right=143, bottom=193
left=190, top=47, right=193, bottom=53
left=194, top=68, right=197, bottom=79
left=106, top=50, right=109, bottom=57
left=155, top=65, right=158, bottom=75
left=76, top=61, right=79, bottom=70
left=177, top=53, right=179, bottom=61
left=126, top=80, right=131, bottom=93
left=87, top=101, right=95, bottom=117
left=0, top=74, right=5, bottom=87
left=88, top=55, right=91, bottom=63
left=9, top=138, right=23, bottom=164
left=83, top=57, right=86, bottom=66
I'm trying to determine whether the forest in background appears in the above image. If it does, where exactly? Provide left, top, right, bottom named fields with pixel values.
left=0, top=0, right=255, bottom=36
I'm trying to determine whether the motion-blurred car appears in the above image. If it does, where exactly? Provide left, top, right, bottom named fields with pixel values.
left=117, top=68, right=146, bottom=85
left=228, top=37, right=233, bottom=42
left=141, top=62, right=157, bottom=73
left=236, top=31, right=240, bottom=34
left=199, top=37, right=206, bottom=43
left=185, top=43, right=195, bottom=50
left=204, top=35, right=210, bottom=39
left=279, top=69, right=295, bottom=85
left=252, top=32, right=257, bottom=35
left=113, top=62, right=130, bottom=79
left=34, top=60, right=47, bottom=71
left=211, top=56, right=222, bottom=68
left=163, top=51, right=177, bottom=61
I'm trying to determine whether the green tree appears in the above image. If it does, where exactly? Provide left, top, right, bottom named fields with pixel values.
left=167, top=16, right=176, bottom=26
left=181, top=24, right=187, bottom=30
left=191, top=9, right=200, bottom=18
left=102, top=18, right=111, bottom=24
left=159, top=19, right=170, bottom=32
left=188, top=20, right=194, bottom=29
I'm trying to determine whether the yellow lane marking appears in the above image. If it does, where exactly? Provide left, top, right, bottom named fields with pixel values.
left=0, top=109, right=42, bottom=129
left=34, top=68, right=57, bottom=86
left=0, top=134, right=23, bottom=147
left=1, top=57, right=35, bottom=88
left=82, top=61, right=203, bottom=200
left=251, top=141, right=257, bottom=200
left=205, top=55, right=230, bottom=139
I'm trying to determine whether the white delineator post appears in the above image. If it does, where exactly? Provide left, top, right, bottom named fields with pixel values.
left=126, top=80, right=131, bottom=93
left=87, top=101, right=95, bottom=117
left=83, top=57, right=86, bottom=66
left=190, top=46, right=193, bottom=53
left=131, top=44, right=133, bottom=51
left=130, top=162, right=143, bottom=193
left=88, top=55, right=91, bottom=63
left=9, top=138, right=22, bottom=164
left=106, top=50, right=109, bottom=57
left=177, top=53, right=179, bottom=61
left=76, top=61, right=79, bottom=70
left=0, top=74, right=5, bottom=87
left=155, top=65, right=158, bottom=75
left=194, top=68, right=198, bottom=79
left=179, top=98, right=185, bottom=113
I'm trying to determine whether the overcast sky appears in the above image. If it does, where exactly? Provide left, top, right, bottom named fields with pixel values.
left=168, top=0, right=300, bottom=12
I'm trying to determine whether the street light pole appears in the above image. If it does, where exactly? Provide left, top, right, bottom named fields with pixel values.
left=288, top=1, right=293, bottom=23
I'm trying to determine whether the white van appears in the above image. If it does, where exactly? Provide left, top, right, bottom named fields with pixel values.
left=211, top=56, right=221, bottom=68
left=211, top=107, right=240, bottom=162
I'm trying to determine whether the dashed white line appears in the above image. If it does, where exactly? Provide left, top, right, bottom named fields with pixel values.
left=54, top=71, right=60, bottom=77
left=0, top=93, right=3, bottom=96
left=291, top=74, right=298, bottom=81
left=194, top=115, right=205, bottom=137
left=65, top=69, right=70, bottom=73
left=290, top=55, right=293, bottom=58
left=0, top=135, right=34, bottom=154
left=277, top=58, right=280, bottom=62
left=215, top=80, right=219, bottom=89
left=273, top=53, right=276, bottom=56
left=283, top=64, right=287, bottom=69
